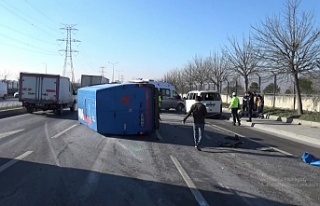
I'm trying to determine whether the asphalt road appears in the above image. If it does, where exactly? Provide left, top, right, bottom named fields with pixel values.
left=0, top=110, right=319, bottom=206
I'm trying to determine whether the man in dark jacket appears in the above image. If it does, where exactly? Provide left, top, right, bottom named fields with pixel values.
left=247, top=91, right=255, bottom=122
left=183, top=95, right=207, bottom=151
left=242, top=93, right=249, bottom=116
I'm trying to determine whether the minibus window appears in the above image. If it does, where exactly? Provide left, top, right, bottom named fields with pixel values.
left=172, top=90, right=181, bottom=99
left=160, top=88, right=171, bottom=97
left=202, top=93, right=221, bottom=101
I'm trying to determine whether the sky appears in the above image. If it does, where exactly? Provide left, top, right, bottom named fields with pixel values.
left=0, top=0, right=320, bottom=83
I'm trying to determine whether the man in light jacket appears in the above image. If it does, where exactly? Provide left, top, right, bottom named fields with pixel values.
left=229, top=92, right=241, bottom=126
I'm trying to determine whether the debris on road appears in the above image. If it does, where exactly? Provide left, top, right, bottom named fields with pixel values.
left=301, top=152, right=320, bottom=167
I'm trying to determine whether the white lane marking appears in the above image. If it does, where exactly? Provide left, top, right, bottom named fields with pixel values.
left=156, top=130, right=163, bottom=141
left=207, top=123, right=294, bottom=156
left=208, top=123, right=245, bottom=138
left=170, top=155, right=209, bottom=206
left=51, top=124, right=78, bottom=138
left=0, top=151, right=33, bottom=173
left=78, top=139, right=110, bottom=201
left=218, top=182, right=230, bottom=190
left=45, top=122, right=61, bottom=167
left=0, top=129, right=25, bottom=140
left=270, top=147, right=294, bottom=157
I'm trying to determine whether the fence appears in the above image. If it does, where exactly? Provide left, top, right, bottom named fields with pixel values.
left=221, top=94, right=320, bottom=112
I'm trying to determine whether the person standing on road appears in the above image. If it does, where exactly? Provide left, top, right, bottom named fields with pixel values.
left=256, top=94, right=264, bottom=118
left=242, top=92, right=249, bottom=117
left=182, top=95, right=207, bottom=151
left=158, top=89, right=162, bottom=121
left=247, top=91, right=255, bottom=122
left=229, top=92, right=241, bottom=126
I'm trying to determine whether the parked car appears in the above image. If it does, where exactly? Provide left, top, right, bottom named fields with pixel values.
left=185, top=90, right=222, bottom=118
left=14, top=92, right=19, bottom=98
left=129, top=79, right=185, bottom=112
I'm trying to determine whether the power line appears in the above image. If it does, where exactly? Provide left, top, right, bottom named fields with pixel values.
left=3, top=0, right=59, bottom=34
left=0, top=33, right=57, bottom=55
left=24, top=0, right=61, bottom=27
left=0, top=41, right=59, bottom=56
left=0, top=23, right=57, bottom=46
left=57, top=24, right=81, bottom=82
left=0, top=1, right=58, bottom=39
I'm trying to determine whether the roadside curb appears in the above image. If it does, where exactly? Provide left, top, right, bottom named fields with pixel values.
left=264, top=114, right=320, bottom=128
left=0, top=108, right=26, bottom=119
left=223, top=107, right=320, bottom=128
left=238, top=120, right=320, bottom=148
left=224, top=107, right=320, bottom=146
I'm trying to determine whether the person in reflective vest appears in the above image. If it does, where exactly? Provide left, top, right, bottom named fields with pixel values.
left=158, top=94, right=162, bottom=108
left=229, top=92, right=241, bottom=126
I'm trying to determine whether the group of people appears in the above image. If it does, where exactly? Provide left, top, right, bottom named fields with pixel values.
left=229, top=91, right=265, bottom=126
left=242, top=91, right=264, bottom=119
left=179, top=91, right=264, bottom=151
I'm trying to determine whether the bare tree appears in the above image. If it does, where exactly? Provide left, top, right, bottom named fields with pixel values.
left=184, top=63, right=196, bottom=91
left=190, top=55, right=209, bottom=90
left=163, top=71, right=177, bottom=87
left=0, top=69, right=11, bottom=81
left=205, top=52, right=230, bottom=92
left=252, top=0, right=320, bottom=115
left=162, top=68, right=188, bottom=94
left=225, top=36, right=261, bottom=93
left=173, top=69, right=188, bottom=95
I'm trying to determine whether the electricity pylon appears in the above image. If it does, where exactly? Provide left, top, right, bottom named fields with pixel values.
left=57, top=24, right=80, bottom=83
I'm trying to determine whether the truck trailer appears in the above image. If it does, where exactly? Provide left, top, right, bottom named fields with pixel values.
left=77, top=82, right=159, bottom=135
left=80, top=74, right=109, bottom=87
left=19, top=72, right=76, bottom=114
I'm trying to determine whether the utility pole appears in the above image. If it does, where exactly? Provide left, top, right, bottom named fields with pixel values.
left=57, top=24, right=81, bottom=83
left=108, top=61, right=118, bottom=82
left=42, top=62, right=47, bottom=74
left=116, top=69, right=123, bottom=81
left=99, top=66, right=106, bottom=77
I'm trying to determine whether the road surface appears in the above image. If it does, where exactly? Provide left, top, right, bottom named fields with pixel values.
left=0, top=110, right=319, bottom=205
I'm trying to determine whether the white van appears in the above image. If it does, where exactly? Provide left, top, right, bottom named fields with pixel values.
left=129, top=79, right=185, bottom=111
left=0, top=81, right=7, bottom=100
left=185, top=90, right=222, bottom=118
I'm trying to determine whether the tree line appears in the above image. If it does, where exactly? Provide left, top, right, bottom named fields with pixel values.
left=161, top=0, right=320, bottom=115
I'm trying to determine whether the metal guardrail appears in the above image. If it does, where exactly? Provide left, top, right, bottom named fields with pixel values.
left=0, top=101, right=22, bottom=108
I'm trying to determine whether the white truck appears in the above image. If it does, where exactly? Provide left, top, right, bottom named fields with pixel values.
left=0, top=81, right=7, bottom=99
left=19, top=72, right=76, bottom=114
left=80, top=74, right=109, bottom=87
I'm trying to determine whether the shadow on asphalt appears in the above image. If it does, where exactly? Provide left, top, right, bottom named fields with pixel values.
left=29, top=110, right=78, bottom=120
left=0, top=157, right=298, bottom=206
left=158, top=119, right=295, bottom=159
left=0, top=108, right=78, bottom=120
left=0, top=108, right=26, bottom=119
left=160, top=110, right=230, bottom=120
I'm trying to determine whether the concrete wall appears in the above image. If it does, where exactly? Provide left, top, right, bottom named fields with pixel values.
left=221, top=94, right=320, bottom=112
